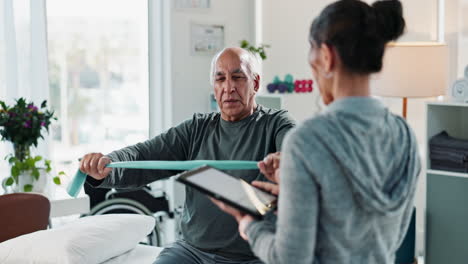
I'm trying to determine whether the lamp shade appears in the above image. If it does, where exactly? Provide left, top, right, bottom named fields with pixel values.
left=371, top=42, right=448, bottom=98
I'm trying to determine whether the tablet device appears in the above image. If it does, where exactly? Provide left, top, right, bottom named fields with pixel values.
left=176, top=165, right=277, bottom=219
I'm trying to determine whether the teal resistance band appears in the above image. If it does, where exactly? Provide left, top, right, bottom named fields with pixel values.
left=67, top=160, right=259, bottom=197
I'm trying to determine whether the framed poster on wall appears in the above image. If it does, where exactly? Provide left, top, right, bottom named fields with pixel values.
left=190, top=23, right=224, bottom=56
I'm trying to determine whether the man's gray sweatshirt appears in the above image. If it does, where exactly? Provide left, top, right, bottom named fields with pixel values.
left=87, top=105, right=295, bottom=260
left=246, top=97, right=421, bottom=264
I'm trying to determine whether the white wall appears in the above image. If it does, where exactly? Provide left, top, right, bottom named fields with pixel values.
left=260, top=0, right=442, bottom=121
left=262, top=0, right=440, bottom=83
left=260, top=0, right=330, bottom=118
left=261, top=0, right=322, bottom=86
left=169, top=0, right=256, bottom=126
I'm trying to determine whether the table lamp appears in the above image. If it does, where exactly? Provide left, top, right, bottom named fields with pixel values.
left=371, top=42, right=448, bottom=119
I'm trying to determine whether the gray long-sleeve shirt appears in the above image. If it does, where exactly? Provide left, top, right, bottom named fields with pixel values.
left=88, top=105, right=295, bottom=260
left=246, top=97, right=421, bottom=264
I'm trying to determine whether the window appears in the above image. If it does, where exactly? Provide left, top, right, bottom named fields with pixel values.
left=0, top=1, right=5, bottom=171
left=0, top=0, right=35, bottom=171
left=0, top=1, right=5, bottom=99
left=46, top=0, right=149, bottom=177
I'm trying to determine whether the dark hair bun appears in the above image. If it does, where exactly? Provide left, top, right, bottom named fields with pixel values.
left=309, top=0, right=406, bottom=74
left=372, top=0, right=405, bottom=41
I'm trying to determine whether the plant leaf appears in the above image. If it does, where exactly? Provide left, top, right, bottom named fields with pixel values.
left=240, top=39, right=249, bottom=48
left=32, top=168, right=40, bottom=180
left=53, top=176, right=61, bottom=185
left=0, top=101, right=7, bottom=110
left=8, top=156, right=17, bottom=164
left=45, top=159, right=52, bottom=172
left=23, top=184, right=33, bottom=192
left=58, top=171, right=66, bottom=176
left=11, top=166, right=20, bottom=178
left=5, top=177, right=14, bottom=186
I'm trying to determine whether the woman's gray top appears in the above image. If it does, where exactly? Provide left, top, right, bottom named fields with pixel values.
left=246, top=97, right=421, bottom=264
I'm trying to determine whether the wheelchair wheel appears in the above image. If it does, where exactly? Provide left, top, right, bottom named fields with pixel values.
left=87, top=198, right=161, bottom=246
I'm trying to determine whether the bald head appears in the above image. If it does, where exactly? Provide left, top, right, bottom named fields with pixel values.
left=210, top=47, right=260, bottom=86
left=210, top=47, right=261, bottom=122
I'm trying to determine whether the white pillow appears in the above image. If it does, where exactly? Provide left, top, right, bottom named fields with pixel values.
left=0, top=214, right=155, bottom=264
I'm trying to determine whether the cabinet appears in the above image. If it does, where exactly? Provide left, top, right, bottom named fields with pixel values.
left=256, top=92, right=321, bottom=122
left=425, top=102, right=468, bottom=263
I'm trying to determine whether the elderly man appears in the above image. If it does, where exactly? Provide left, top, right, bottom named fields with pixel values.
left=80, top=47, right=295, bottom=263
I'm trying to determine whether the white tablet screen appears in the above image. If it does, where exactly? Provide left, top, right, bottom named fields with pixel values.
left=183, top=167, right=276, bottom=215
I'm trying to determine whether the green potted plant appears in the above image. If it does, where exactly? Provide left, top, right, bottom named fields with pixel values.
left=0, top=98, right=63, bottom=192
left=240, top=40, right=270, bottom=60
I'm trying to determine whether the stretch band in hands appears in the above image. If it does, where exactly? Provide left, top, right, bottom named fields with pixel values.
left=67, top=160, right=259, bottom=197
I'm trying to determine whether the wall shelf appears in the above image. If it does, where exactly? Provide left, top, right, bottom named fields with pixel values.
left=427, top=101, right=468, bottom=107
left=426, top=169, right=468, bottom=178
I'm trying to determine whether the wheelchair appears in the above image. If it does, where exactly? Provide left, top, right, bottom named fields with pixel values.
left=84, top=182, right=181, bottom=246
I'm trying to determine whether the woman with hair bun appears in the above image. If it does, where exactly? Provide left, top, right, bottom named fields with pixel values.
left=213, top=0, right=421, bottom=263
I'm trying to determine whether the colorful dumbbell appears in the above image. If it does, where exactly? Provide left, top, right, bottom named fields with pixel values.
left=294, top=79, right=313, bottom=93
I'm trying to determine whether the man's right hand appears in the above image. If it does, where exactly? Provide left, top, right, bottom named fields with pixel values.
left=257, top=152, right=281, bottom=183
left=255, top=152, right=281, bottom=197
left=79, top=153, right=112, bottom=180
